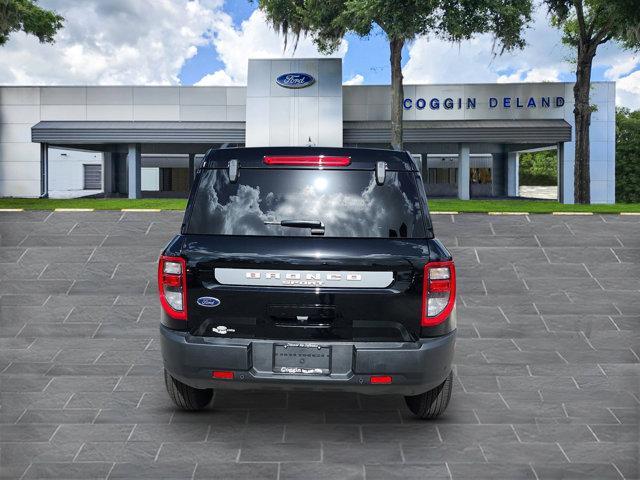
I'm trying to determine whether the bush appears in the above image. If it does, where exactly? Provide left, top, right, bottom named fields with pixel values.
left=616, top=108, right=640, bottom=203
left=519, top=150, right=558, bottom=186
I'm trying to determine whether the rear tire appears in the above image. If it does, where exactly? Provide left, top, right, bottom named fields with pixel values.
left=404, top=371, right=453, bottom=419
left=164, top=369, right=213, bottom=411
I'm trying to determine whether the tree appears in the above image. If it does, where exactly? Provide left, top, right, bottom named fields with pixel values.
left=0, top=0, right=64, bottom=46
left=258, top=0, right=532, bottom=150
left=519, top=150, right=558, bottom=186
left=544, top=0, right=640, bottom=204
left=615, top=107, right=640, bottom=203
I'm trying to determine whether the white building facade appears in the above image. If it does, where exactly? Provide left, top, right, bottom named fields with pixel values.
left=0, top=58, right=616, bottom=203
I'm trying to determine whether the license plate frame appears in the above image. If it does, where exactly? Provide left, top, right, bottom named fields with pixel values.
left=272, top=343, right=331, bottom=376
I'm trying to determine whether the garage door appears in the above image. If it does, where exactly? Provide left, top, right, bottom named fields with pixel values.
left=83, top=164, right=102, bottom=190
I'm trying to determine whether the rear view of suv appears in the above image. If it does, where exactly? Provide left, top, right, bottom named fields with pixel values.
left=158, top=147, right=456, bottom=419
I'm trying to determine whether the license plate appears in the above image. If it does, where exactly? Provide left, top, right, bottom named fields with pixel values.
left=273, top=343, right=331, bottom=375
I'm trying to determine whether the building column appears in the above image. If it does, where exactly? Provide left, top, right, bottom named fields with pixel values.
left=507, top=151, right=519, bottom=197
left=40, top=143, right=49, bottom=198
left=491, top=152, right=507, bottom=197
left=103, top=152, right=114, bottom=195
left=188, top=153, right=195, bottom=190
left=127, top=143, right=141, bottom=199
left=457, top=143, right=470, bottom=200
left=557, top=142, right=565, bottom=203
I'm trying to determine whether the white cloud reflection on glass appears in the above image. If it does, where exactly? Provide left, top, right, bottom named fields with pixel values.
left=189, top=169, right=425, bottom=238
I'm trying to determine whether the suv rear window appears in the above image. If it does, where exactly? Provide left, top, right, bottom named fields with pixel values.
left=186, top=168, right=427, bottom=238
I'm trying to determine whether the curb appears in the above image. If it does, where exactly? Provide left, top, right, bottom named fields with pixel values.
left=620, top=212, right=640, bottom=216
left=431, top=211, right=458, bottom=215
left=488, top=212, right=529, bottom=215
left=0, top=208, right=24, bottom=212
left=54, top=208, right=94, bottom=212
left=121, top=209, right=162, bottom=212
left=552, top=212, right=593, bottom=216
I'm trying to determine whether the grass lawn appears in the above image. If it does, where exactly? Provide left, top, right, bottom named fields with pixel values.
left=1, top=197, right=639, bottom=213
left=426, top=199, right=640, bottom=214
left=0, top=198, right=189, bottom=210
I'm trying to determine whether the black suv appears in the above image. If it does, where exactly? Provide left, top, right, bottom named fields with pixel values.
left=159, top=147, right=456, bottom=419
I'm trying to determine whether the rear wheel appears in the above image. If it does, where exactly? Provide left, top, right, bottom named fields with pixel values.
left=404, top=371, right=453, bottom=419
left=164, top=369, right=213, bottom=411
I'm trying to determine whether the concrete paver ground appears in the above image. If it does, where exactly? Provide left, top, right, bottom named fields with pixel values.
left=0, top=211, right=638, bottom=479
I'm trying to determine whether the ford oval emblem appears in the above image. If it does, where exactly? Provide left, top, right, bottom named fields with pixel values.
left=197, top=297, right=220, bottom=308
left=275, top=72, right=315, bottom=89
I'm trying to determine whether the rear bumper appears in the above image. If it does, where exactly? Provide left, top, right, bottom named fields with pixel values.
left=160, top=325, right=455, bottom=395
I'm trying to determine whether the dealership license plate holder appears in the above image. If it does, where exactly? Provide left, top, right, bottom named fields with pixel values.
left=273, top=343, right=331, bottom=375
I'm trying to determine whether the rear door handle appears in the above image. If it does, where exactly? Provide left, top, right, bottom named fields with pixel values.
left=267, top=304, right=336, bottom=318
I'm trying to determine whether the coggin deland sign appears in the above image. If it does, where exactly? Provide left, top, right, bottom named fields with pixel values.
left=275, top=70, right=567, bottom=112
left=403, top=95, right=565, bottom=110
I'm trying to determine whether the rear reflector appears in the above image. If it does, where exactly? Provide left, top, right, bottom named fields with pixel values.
left=263, top=155, right=351, bottom=167
left=421, top=261, right=456, bottom=327
left=370, top=375, right=393, bottom=384
left=212, top=370, right=234, bottom=380
left=158, top=255, right=187, bottom=321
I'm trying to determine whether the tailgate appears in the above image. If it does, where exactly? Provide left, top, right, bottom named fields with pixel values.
left=183, top=235, right=429, bottom=342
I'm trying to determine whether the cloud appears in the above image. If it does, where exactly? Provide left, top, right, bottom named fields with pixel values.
left=196, top=9, right=348, bottom=86
left=604, top=54, right=639, bottom=81
left=402, top=6, right=639, bottom=108
left=0, top=1, right=347, bottom=87
left=403, top=9, right=572, bottom=85
left=195, top=70, right=236, bottom=86
left=0, top=0, right=225, bottom=85
left=343, top=74, right=364, bottom=85
left=497, top=67, right=561, bottom=83
left=599, top=52, right=640, bottom=109
left=616, top=70, right=640, bottom=110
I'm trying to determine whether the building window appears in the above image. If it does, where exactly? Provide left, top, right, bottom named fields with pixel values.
left=427, top=168, right=457, bottom=185
left=470, top=168, right=492, bottom=184
left=160, top=168, right=189, bottom=192
left=83, top=164, right=102, bottom=190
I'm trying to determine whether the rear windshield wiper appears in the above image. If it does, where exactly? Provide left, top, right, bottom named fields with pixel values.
left=264, top=219, right=325, bottom=235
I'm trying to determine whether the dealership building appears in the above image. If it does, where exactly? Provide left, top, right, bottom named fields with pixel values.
left=0, top=58, right=616, bottom=203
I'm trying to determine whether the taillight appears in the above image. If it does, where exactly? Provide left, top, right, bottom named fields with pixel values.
left=422, top=261, right=456, bottom=327
left=158, top=255, right=187, bottom=320
left=370, top=375, right=393, bottom=384
left=263, top=155, right=351, bottom=167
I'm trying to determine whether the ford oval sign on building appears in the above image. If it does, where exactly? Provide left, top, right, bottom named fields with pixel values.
left=276, top=72, right=315, bottom=89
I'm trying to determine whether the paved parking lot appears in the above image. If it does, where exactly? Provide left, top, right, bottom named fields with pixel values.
left=0, top=210, right=638, bottom=479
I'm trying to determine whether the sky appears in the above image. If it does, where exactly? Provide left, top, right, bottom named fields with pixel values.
left=0, top=0, right=638, bottom=108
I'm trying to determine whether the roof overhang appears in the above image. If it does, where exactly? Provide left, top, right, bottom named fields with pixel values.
left=32, top=121, right=246, bottom=144
left=32, top=119, right=571, bottom=146
left=344, top=119, right=572, bottom=144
